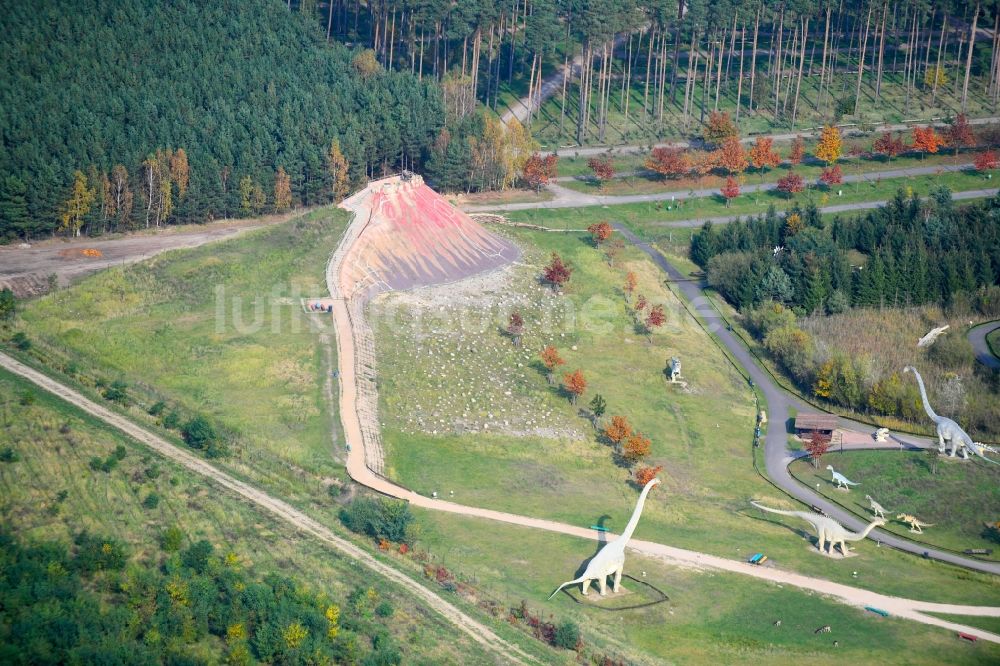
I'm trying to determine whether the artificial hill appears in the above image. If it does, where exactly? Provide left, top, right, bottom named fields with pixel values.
left=334, top=175, right=519, bottom=300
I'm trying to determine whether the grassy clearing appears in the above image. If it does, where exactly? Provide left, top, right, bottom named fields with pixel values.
left=789, top=451, right=1000, bottom=558
left=0, top=368, right=497, bottom=665
left=926, top=613, right=1000, bottom=637
left=557, top=155, right=989, bottom=197
left=412, top=508, right=1000, bottom=665
left=988, top=328, right=1000, bottom=360
left=13, top=208, right=349, bottom=500
left=371, top=223, right=1000, bottom=605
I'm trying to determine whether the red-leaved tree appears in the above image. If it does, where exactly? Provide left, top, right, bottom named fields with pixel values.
left=562, top=369, right=587, bottom=405
left=540, top=345, right=564, bottom=384
left=587, top=155, right=615, bottom=184
left=623, top=271, right=637, bottom=303
left=872, top=132, right=906, bottom=162
left=587, top=221, right=613, bottom=247
left=645, top=146, right=690, bottom=179
left=974, top=150, right=999, bottom=172
left=521, top=152, right=558, bottom=190
left=819, top=165, right=843, bottom=187
left=804, top=429, right=831, bottom=468
left=776, top=172, right=805, bottom=197
left=644, top=304, right=666, bottom=341
left=717, top=136, right=748, bottom=175
left=507, top=311, right=524, bottom=347
left=622, top=431, right=652, bottom=463
left=634, top=464, right=663, bottom=488
left=543, top=252, right=572, bottom=291
left=749, top=136, right=781, bottom=182
left=604, top=415, right=632, bottom=447
left=911, top=126, right=945, bottom=160
left=945, top=113, right=976, bottom=162
left=721, top=176, right=740, bottom=207
left=789, top=135, right=806, bottom=165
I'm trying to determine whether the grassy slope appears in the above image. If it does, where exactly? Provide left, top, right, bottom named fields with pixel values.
left=15, top=208, right=348, bottom=501
left=371, top=225, right=1000, bottom=606
left=790, top=451, right=1000, bottom=557
left=0, top=368, right=491, bottom=665
left=413, top=508, right=1000, bottom=665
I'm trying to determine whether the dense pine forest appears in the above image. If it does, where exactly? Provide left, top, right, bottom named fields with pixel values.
left=0, top=0, right=445, bottom=240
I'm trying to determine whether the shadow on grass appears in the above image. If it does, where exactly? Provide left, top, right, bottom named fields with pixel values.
left=553, top=574, right=670, bottom=611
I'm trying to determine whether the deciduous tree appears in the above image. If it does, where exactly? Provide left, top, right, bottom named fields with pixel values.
left=644, top=304, right=666, bottom=341
left=587, top=155, right=615, bottom=184
left=721, top=176, right=740, bottom=207
left=543, top=252, right=572, bottom=291
left=749, top=137, right=781, bottom=182
left=803, top=429, right=831, bottom=468
left=328, top=140, right=350, bottom=202
left=589, top=393, right=606, bottom=428
left=776, top=172, right=805, bottom=197
left=819, top=165, right=843, bottom=187
left=634, top=465, right=663, bottom=487
left=562, top=369, right=587, bottom=405
left=622, top=431, right=652, bottom=462
left=911, top=126, right=944, bottom=160
left=945, top=113, right=975, bottom=161
left=789, top=135, right=805, bottom=165
left=521, top=153, right=558, bottom=190
left=872, top=132, right=906, bottom=162
left=603, top=415, right=632, bottom=446
left=169, top=148, right=190, bottom=199
left=507, top=311, right=525, bottom=347
left=540, top=345, right=564, bottom=384
left=623, top=272, right=637, bottom=302
left=645, top=146, right=689, bottom=179
left=60, top=170, right=95, bottom=237
left=814, top=125, right=842, bottom=166
left=587, top=221, right=612, bottom=247
left=604, top=238, right=625, bottom=267
left=703, top=110, right=738, bottom=147
left=273, top=166, right=292, bottom=211
left=974, top=150, right=999, bottom=171
left=717, top=136, right=748, bottom=175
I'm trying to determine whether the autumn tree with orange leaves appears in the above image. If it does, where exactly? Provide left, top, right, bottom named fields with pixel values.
left=603, top=415, right=632, bottom=446
left=587, top=221, right=613, bottom=247
left=644, top=304, right=666, bottom=341
left=622, top=431, right=652, bottom=463
left=645, top=146, right=690, bottom=179
left=749, top=137, right=781, bottom=182
left=945, top=113, right=976, bottom=161
left=562, top=369, right=587, bottom=405
left=788, top=136, right=805, bottom=165
left=911, top=126, right=945, bottom=160
left=540, top=345, right=564, bottom=384
left=819, top=165, right=843, bottom=187
left=634, top=465, right=663, bottom=488
left=522, top=152, right=558, bottom=190
left=273, top=166, right=292, bottom=211
left=721, top=176, right=740, bottom=207
left=717, top=136, right=748, bottom=176
left=506, top=311, right=524, bottom=347
left=814, top=125, right=842, bottom=166
left=623, top=272, right=637, bottom=303
left=703, top=110, right=738, bottom=147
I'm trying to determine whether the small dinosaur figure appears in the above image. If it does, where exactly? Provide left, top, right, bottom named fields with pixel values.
left=917, top=325, right=949, bottom=348
left=549, top=478, right=659, bottom=599
left=826, top=465, right=859, bottom=490
left=751, top=501, right=885, bottom=556
left=904, top=366, right=999, bottom=463
left=865, top=495, right=887, bottom=519
left=896, top=513, right=934, bottom=534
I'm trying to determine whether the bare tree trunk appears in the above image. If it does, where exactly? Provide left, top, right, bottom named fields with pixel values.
left=792, top=16, right=808, bottom=126
left=819, top=5, right=831, bottom=114
left=749, top=6, right=760, bottom=113
left=644, top=26, right=655, bottom=116
left=714, top=32, right=725, bottom=110
left=853, top=2, right=873, bottom=116
left=682, top=31, right=697, bottom=125
left=773, top=9, right=784, bottom=118
left=736, top=22, right=746, bottom=121
left=962, top=1, right=980, bottom=113
left=874, top=1, right=887, bottom=101
left=931, top=12, right=947, bottom=105
left=559, top=53, right=569, bottom=138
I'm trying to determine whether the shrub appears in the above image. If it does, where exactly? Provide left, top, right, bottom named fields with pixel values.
left=11, top=331, right=30, bottom=350
left=17, top=390, right=34, bottom=406
left=0, top=288, right=14, bottom=319
left=928, top=333, right=975, bottom=370
left=182, top=415, right=216, bottom=450
left=374, top=600, right=394, bottom=618
left=182, top=539, right=214, bottom=573
left=142, top=493, right=160, bottom=510
left=339, top=497, right=414, bottom=544
left=102, top=380, right=128, bottom=404
left=553, top=621, right=581, bottom=650
left=148, top=401, right=166, bottom=416
left=112, top=444, right=126, bottom=460
left=74, top=532, right=127, bottom=573
left=161, top=526, right=184, bottom=552
left=0, top=446, right=20, bottom=463
left=162, top=410, right=181, bottom=430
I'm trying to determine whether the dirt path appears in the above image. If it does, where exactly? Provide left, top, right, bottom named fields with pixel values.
left=323, top=209, right=1000, bottom=643
left=0, top=211, right=303, bottom=297
left=0, top=352, right=537, bottom=666
left=463, top=161, right=996, bottom=213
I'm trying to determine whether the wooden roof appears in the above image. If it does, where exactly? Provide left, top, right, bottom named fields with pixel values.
left=794, top=413, right=838, bottom=431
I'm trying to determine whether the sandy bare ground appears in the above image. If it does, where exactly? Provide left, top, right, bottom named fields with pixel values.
left=0, top=211, right=304, bottom=297
left=326, top=203, right=1000, bottom=644
left=0, top=352, right=536, bottom=666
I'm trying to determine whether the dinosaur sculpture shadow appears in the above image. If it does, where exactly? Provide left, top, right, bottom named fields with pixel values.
left=557, top=574, right=670, bottom=611
left=572, top=515, right=611, bottom=579
left=738, top=509, right=815, bottom=545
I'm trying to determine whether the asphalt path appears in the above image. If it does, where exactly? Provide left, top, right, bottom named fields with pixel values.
left=969, top=321, right=1000, bottom=371
left=613, top=223, right=1000, bottom=576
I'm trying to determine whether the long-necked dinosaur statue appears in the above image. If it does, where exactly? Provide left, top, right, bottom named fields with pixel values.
left=751, top=501, right=885, bottom=556
left=904, top=366, right=1000, bottom=463
left=549, top=478, right=659, bottom=599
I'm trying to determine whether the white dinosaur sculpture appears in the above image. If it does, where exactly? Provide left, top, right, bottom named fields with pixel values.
left=826, top=465, right=859, bottom=490
left=896, top=513, right=934, bottom=534
left=904, top=366, right=999, bottom=463
left=549, top=478, right=659, bottom=598
left=751, top=501, right=885, bottom=556
left=865, top=495, right=887, bottom=519
left=917, top=325, right=950, bottom=348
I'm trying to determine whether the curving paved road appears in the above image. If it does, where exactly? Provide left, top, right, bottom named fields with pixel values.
left=612, top=223, right=1000, bottom=577
left=969, top=321, right=1000, bottom=371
